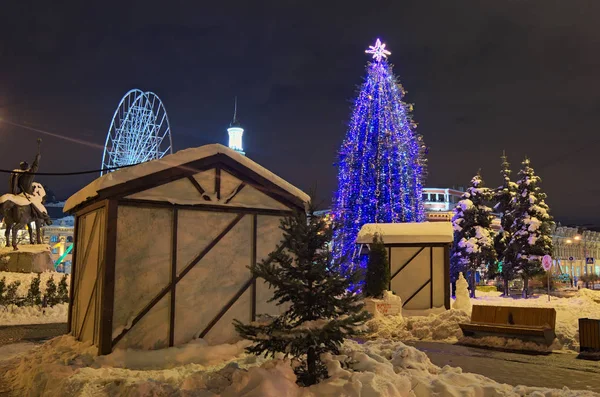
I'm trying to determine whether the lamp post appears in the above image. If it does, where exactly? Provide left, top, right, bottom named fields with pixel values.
left=566, top=238, right=574, bottom=288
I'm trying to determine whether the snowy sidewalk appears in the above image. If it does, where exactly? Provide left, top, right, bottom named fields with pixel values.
left=0, top=323, right=67, bottom=347
left=409, top=341, right=600, bottom=393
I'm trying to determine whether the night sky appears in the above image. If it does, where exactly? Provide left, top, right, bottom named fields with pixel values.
left=1, top=1, right=599, bottom=225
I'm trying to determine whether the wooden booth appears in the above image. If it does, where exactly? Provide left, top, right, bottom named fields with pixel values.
left=356, top=222, right=452, bottom=310
left=64, top=144, right=309, bottom=355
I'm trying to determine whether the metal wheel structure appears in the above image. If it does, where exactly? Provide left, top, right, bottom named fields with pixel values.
left=101, top=89, right=173, bottom=176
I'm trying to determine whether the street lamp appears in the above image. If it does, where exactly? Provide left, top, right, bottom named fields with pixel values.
left=566, top=238, right=575, bottom=287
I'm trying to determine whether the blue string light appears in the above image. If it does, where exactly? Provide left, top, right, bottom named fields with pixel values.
left=332, top=39, right=427, bottom=271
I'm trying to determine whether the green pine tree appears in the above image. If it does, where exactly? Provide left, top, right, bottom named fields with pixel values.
left=0, top=277, right=6, bottom=307
left=234, top=206, right=371, bottom=386
left=6, top=281, right=21, bottom=311
left=506, top=158, right=554, bottom=298
left=26, top=274, right=42, bottom=306
left=58, top=274, right=69, bottom=304
left=364, top=233, right=390, bottom=298
left=493, top=153, right=518, bottom=296
left=45, top=276, right=59, bottom=307
left=450, top=173, right=497, bottom=298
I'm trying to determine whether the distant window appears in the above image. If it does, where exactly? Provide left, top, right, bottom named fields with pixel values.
left=438, top=194, right=445, bottom=202
left=66, top=236, right=73, bottom=243
left=422, top=194, right=428, bottom=201
left=50, top=235, right=59, bottom=243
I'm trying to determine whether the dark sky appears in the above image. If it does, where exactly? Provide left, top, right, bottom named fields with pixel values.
left=1, top=1, right=599, bottom=225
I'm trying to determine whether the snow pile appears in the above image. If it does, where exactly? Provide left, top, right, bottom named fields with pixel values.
left=453, top=272, right=472, bottom=312
left=364, top=290, right=403, bottom=317
left=0, top=303, right=68, bottom=325
left=366, top=309, right=469, bottom=341
left=3, top=336, right=598, bottom=396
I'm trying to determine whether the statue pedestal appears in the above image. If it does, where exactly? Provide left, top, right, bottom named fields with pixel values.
left=0, top=245, right=54, bottom=273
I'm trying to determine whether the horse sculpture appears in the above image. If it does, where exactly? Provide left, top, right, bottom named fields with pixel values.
left=0, top=182, right=51, bottom=250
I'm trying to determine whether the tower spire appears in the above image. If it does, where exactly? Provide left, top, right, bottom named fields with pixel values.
left=227, top=97, right=245, bottom=155
left=230, top=96, right=241, bottom=127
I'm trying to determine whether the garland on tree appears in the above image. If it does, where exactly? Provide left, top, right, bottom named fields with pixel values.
left=331, top=39, right=427, bottom=272
left=450, top=173, right=496, bottom=298
left=234, top=206, right=370, bottom=386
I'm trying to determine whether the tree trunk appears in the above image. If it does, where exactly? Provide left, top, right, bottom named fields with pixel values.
left=522, top=276, right=529, bottom=299
left=469, top=270, right=476, bottom=299
left=503, top=277, right=509, bottom=297
left=307, top=345, right=317, bottom=386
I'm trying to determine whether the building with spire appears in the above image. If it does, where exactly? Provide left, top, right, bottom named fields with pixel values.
left=227, top=97, right=245, bottom=155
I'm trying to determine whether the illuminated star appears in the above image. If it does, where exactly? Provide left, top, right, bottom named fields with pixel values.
left=365, top=39, right=391, bottom=61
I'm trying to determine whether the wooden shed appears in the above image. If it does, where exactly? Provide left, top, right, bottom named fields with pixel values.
left=356, top=222, right=452, bottom=311
left=64, top=144, right=309, bottom=355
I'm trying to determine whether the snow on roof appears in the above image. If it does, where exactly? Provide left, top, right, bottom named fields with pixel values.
left=64, top=144, right=310, bottom=213
left=356, top=222, right=454, bottom=244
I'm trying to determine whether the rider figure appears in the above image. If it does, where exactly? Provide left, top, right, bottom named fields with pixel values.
left=8, top=139, right=51, bottom=225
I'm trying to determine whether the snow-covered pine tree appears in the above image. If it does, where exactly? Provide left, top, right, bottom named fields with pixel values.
left=58, top=274, right=69, bottom=303
left=234, top=206, right=371, bottom=386
left=364, top=233, right=390, bottom=298
left=506, top=158, right=553, bottom=298
left=26, top=274, right=42, bottom=306
left=493, top=153, right=518, bottom=296
left=0, top=277, right=6, bottom=307
left=450, top=173, right=496, bottom=298
left=45, top=276, right=59, bottom=307
left=6, top=281, right=21, bottom=311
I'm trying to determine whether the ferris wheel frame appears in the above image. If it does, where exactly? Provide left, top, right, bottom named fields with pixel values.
left=101, top=89, right=173, bottom=176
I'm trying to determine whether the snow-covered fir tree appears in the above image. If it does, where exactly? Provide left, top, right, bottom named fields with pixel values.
left=364, top=233, right=390, bottom=299
left=450, top=173, right=496, bottom=298
left=234, top=206, right=371, bottom=386
left=58, top=274, right=69, bottom=304
left=493, top=153, right=518, bottom=296
left=506, top=158, right=553, bottom=298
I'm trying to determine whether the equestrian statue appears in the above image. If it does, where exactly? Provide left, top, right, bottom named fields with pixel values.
left=0, top=138, right=52, bottom=250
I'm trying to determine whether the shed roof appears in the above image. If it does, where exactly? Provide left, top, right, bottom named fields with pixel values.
left=356, top=222, right=453, bottom=244
left=64, top=144, right=310, bottom=212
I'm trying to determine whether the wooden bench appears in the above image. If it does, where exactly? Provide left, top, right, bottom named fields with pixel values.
left=579, top=318, right=600, bottom=352
left=459, top=305, right=556, bottom=346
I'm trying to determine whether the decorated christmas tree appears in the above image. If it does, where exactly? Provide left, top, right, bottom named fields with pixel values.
left=493, top=153, right=518, bottom=296
left=506, top=158, right=553, bottom=298
left=234, top=206, right=370, bottom=386
left=450, top=173, right=496, bottom=298
left=331, top=39, right=427, bottom=270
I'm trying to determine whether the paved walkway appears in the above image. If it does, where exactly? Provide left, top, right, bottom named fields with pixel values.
left=0, top=323, right=67, bottom=347
left=408, top=341, right=600, bottom=393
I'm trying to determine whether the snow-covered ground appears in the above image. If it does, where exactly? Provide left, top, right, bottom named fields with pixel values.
left=366, top=289, right=600, bottom=353
left=0, top=303, right=68, bottom=326
left=2, top=335, right=598, bottom=396
left=0, top=271, right=70, bottom=326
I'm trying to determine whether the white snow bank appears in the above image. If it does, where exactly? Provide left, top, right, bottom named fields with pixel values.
left=3, top=336, right=598, bottom=396
left=0, top=303, right=67, bottom=326
left=366, top=309, right=470, bottom=341
left=356, top=222, right=453, bottom=244
left=64, top=144, right=310, bottom=212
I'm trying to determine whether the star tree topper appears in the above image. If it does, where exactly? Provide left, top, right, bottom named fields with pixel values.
left=365, top=39, right=391, bottom=62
